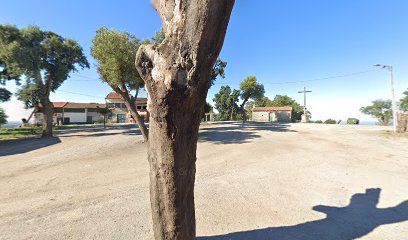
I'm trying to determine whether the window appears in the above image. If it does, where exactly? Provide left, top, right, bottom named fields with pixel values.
left=137, top=106, right=142, bottom=110
left=143, top=106, right=147, bottom=110
left=107, top=113, right=113, bottom=119
left=54, top=108, right=63, bottom=113
left=107, top=103, right=115, bottom=108
left=87, top=108, right=97, bottom=112
left=121, top=103, right=127, bottom=109
left=115, top=103, right=121, bottom=108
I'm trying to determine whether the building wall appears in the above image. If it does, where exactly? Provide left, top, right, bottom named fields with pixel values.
left=64, top=112, right=86, bottom=123
left=252, top=111, right=270, bottom=122
left=86, top=111, right=104, bottom=123
left=252, top=111, right=292, bottom=122
left=105, top=98, right=149, bottom=123
left=34, top=110, right=104, bottom=125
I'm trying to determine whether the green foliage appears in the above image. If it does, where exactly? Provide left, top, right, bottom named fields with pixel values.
left=324, top=119, right=338, bottom=124
left=204, top=102, right=212, bottom=114
left=239, top=76, right=265, bottom=102
left=0, top=107, right=7, bottom=127
left=213, top=85, right=240, bottom=120
left=347, top=118, right=360, bottom=125
left=91, top=27, right=143, bottom=91
left=151, top=28, right=165, bottom=45
left=360, top=100, right=393, bottom=126
left=0, top=87, right=11, bottom=102
left=400, top=89, right=408, bottom=111
left=211, top=58, right=227, bottom=86
left=16, top=83, right=41, bottom=108
left=0, top=25, right=89, bottom=107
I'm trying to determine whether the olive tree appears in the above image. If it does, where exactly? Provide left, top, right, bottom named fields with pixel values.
left=239, top=76, right=265, bottom=122
left=91, top=27, right=149, bottom=141
left=134, top=0, right=235, bottom=239
left=360, top=100, right=393, bottom=125
left=0, top=25, right=89, bottom=137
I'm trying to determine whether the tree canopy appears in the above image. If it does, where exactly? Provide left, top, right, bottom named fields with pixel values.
left=0, top=24, right=89, bottom=136
left=360, top=100, right=392, bottom=125
left=213, top=85, right=240, bottom=120
left=91, top=27, right=143, bottom=90
left=0, top=107, right=7, bottom=127
left=91, top=27, right=149, bottom=141
left=238, top=76, right=264, bottom=121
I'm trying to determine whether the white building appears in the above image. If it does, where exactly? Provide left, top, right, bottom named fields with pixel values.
left=34, top=102, right=105, bottom=125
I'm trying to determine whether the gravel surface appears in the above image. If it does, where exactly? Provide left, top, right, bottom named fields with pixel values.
left=0, top=122, right=407, bottom=239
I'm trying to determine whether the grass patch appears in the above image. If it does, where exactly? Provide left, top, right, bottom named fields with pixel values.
left=0, top=127, right=42, bottom=140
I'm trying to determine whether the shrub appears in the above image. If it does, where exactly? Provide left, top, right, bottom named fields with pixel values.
left=347, top=118, right=360, bottom=125
left=324, top=119, right=337, bottom=124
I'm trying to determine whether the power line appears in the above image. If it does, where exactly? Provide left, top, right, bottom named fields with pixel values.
left=266, top=69, right=381, bottom=85
left=212, top=68, right=381, bottom=86
left=58, top=90, right=105, bottom=99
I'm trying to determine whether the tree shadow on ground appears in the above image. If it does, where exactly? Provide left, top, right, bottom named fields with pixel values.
left=0, top=137, right=61, bottom=156
left=199, top=121, right=295, bottom=144
left=198, top=188, right=408, bottom=240
left=56, top=124, right=142, bottom=138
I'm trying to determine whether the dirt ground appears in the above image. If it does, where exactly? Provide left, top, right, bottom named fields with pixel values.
left=0, top=122, right=407, bottom=240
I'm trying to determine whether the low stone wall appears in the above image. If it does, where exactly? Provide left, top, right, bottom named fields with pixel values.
left=397, top=112, right=408, bottom=133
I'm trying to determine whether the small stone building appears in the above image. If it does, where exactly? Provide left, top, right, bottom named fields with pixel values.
left=397, top=112, right=408, bottom=132
left=252, top=106, right=293, bottom=122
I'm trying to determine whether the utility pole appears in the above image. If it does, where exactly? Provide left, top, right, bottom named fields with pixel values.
left=298, top=87, right=312, bottom=123
left=374, top=64, right=398, bottom=132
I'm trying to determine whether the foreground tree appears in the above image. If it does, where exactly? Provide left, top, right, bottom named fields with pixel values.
left=0, top=25, right=89, bottom=137
left=239, top=76, right=264, bottom=122
left=400, top=89, right=408, bottom=112
left=360, top=100, right=393, bottom=125
left=213, top=85, right=240, bottom=120
left=91, top=27, right=149, bottom=141
left=135, top=1, right=235, bottom=239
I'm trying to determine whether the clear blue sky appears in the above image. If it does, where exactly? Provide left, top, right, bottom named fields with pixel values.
left=1, top=0, right=408, bottom=122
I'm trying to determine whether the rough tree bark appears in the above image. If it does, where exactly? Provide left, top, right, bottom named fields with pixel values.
left=135, top=0, right=235, bottom=239
left=40, top=95, right=53, bottom=137
left=39, top=73, right=54, bottom=138
left=240, top=99, right=249, bottom=123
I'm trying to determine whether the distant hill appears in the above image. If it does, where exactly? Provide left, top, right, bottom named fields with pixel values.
left=2, top=121, right=21, bottom=128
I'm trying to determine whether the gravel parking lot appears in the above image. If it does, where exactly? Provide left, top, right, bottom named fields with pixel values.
left=0, top=122, right=407, bottom=239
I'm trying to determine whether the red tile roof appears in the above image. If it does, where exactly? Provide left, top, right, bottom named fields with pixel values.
left=105, top=92, right=148, bottom=103
left=253, top=106, right=293, bottom=112
left=105, top=92, right=123, bottom=99
left=52, top=102, right=68, bottom=108
left=64, top=102, right=106, bottom=109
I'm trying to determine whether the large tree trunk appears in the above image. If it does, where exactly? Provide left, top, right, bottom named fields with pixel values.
left=135, top=1, right=234, bottom=239
left=41, top=97, right=53, bottom=137
left=240, top=99, right=248, bottom=123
